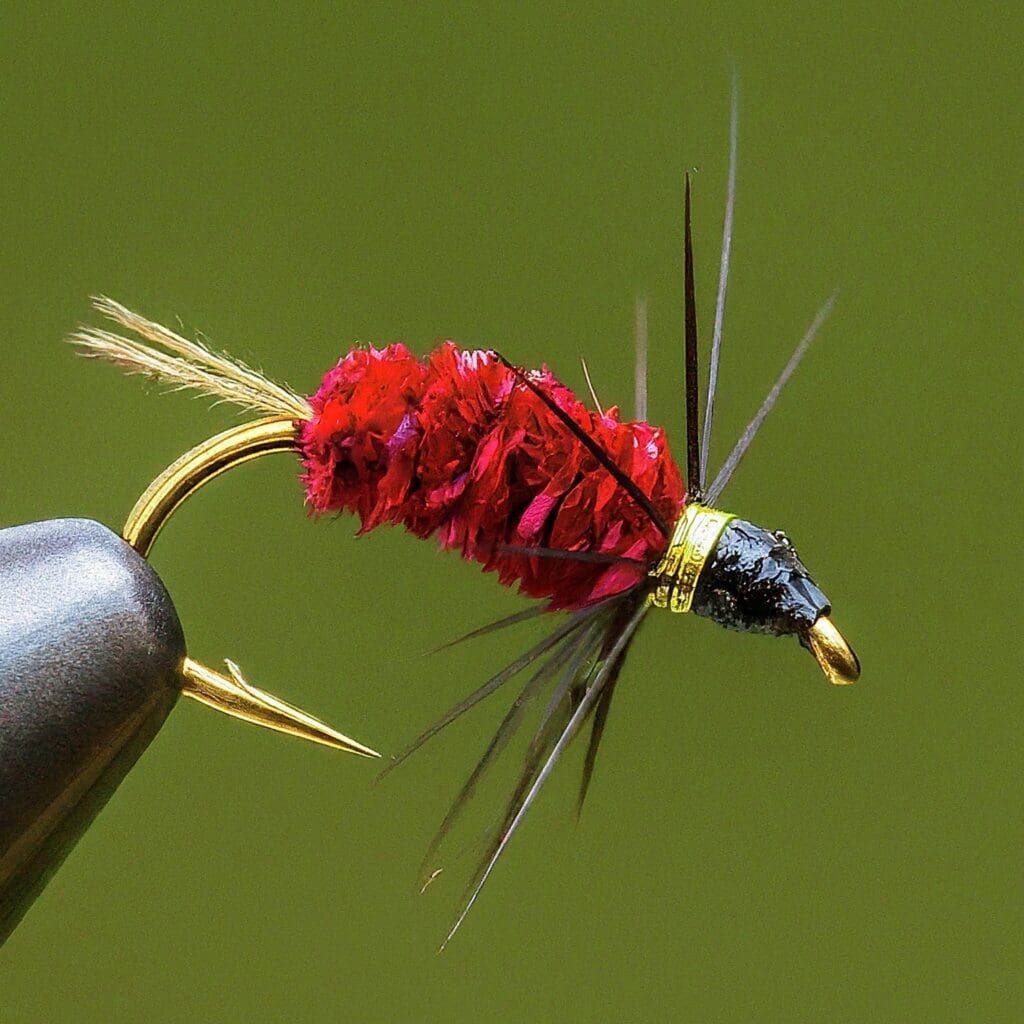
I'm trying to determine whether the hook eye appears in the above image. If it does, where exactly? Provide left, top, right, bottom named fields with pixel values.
left=804, top=615, right=860, bottom=686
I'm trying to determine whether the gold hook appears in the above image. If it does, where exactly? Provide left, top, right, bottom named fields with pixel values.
left=122, top=415, right=379, bottom=758
left=123, top=416, right=298, bottom=558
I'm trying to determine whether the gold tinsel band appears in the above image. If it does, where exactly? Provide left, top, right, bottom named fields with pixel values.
left=648, top=504, right=735, bottom=613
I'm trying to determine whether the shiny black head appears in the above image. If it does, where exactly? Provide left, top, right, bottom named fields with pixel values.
left=689, top=516, right=859, bottom=685
left=692, top=519, right=829, bottom=637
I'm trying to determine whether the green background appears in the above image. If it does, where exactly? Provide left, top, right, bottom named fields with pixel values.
left=2, top=4, right=1020, bottom=1021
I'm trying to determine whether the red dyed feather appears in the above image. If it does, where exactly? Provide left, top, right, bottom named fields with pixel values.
left=299, top=342, right=685, bottom=610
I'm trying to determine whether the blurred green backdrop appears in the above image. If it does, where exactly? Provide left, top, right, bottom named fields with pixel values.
left=1, top=4, right=1020, bottom=1021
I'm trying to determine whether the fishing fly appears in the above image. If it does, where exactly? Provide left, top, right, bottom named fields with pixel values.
left=69, top=88, right=858, bottom=947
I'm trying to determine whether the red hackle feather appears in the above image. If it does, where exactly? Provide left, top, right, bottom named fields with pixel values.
left=299, top=342, right=685, bottom=610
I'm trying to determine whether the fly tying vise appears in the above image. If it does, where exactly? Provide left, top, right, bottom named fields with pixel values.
left=29, top=83, right=858, bottom=948
left=0, top=423, right=379, bottom=946
left=0, top=332, right=377, bottom=948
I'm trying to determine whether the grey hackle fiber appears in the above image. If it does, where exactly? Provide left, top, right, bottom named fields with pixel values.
left=438, top=599, right=648, bottom=951
left=700, top=73, right=739, bottom=483
left=704, top=292, right=838, bottom=506
left=634, top=295, right=648, bottom=422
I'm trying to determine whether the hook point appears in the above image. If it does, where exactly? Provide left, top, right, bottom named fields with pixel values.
left=181, top=656, right=380, bottom=757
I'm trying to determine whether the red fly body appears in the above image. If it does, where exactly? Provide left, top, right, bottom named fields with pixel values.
left=299, top=342, right=683, bottom=610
